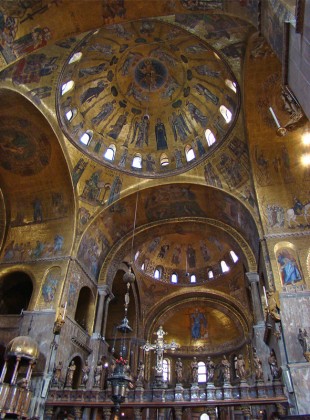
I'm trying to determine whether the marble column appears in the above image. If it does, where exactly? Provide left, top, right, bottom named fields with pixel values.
left=246, top=272, right=264, bottom=325
left=240, top=405, right=251, bottom=420
left=0, top=358, right=8, bottom=383
left=89, top=286, right=112, bottom=388
left=206, top=407, right=217, bottom=420
left=74, top=407, right=83, bottom=419
left=158, top=408, right=166, bottom=420
left=134, top=407, right=143, bottom=419
left=174, top=407, right=183, bottom=420
left=101, top=293, right=114, bottom=340
left=102, top=408, right=111, bottom=420
left=93, top=285, right=110, bottom=339
left=44, top=406, right=54, bottom=420
left=276, top=402, right=287, bottom=417
left=25, top=360, right=35, bottom=387
left=11, top=357, right=21, bottom=385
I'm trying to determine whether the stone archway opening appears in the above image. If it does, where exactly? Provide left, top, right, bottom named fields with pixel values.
left=0, top=271, right=33, bottom=314
left=74, top=286, right=93, bottom=333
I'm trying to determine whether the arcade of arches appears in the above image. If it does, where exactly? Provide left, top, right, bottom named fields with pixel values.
left=0, top=1, right=309, bottom=419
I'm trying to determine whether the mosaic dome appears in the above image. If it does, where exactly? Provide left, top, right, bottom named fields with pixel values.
left=133, top=221, right=242, bottom=285
left=57, top=20, right=240, bottom=177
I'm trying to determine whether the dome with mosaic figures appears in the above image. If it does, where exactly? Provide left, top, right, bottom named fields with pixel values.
left=57, top=20, right=240, bottom=178
left=132, top=221, right=242, bottom=285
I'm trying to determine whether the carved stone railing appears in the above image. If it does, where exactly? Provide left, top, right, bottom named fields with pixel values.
left=0, top=383, right=33, bottom=418
left=47, top=381, right=286, bottom=407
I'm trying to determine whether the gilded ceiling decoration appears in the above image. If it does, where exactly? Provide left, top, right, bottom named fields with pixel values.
left=83, top=184, right=258, bottom=282
left=133, top=222, right=243, bottom=285
left=161, top=301, right=245, bottom=354
left=0, top=116, right=51, bottom=175
left=57, top=20, right=239, bottom=177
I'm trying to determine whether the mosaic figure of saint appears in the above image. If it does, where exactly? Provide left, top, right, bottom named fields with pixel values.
left=91, top=100, right=116, bottom=126
left=174, top=149, right=183, bottom=168
left=130, top=115, right=150, bottom=148
left=277, top=249, right=302, bottom=285
left=187, top=244, right=196, bottom=268
left=78, top=63, right=107, bottom=78
left=108, top=112, right=128, bottom=139
left=190, top=308, right=207, bottom=340
left=155, top=118, right=168, bottom=150
left=169, top=111, right=191, bottom=142
left=186, top=101, right=208, bottom=129
left=195, top=83, right=219, bottom=105
left=145, top=154, right=155, bottom=172
left=80, top=81, right=106, bottom=104
left=193, top=64, right=220, bottom=78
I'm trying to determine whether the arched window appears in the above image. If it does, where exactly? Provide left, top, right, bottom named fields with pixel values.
left=200, top=414, right=210, bottom=420
left=61, top=80, right=75, bottom=96
left=154, top=269, right=160, bottom=279
left=230, top=250, right=239, bottom=263
left=221, top=260, right=230, bottom=273
left=132, top=154, right=142, bottom=169
left=134, top=251, right=140, bottom=261
left=160, top=153, right=169, bottom=167
left=190, top=274, right=196, bottom=283
left=68, top=52, right=82, bottom=64
left=163, top=358, right=170, bottom=383
left=198, top=361, right=206, bottom=383
left=171, top=273, right=178, bottom=284
left=205, top=129, right=216, bottom=147
left=65, top=108, right=77, bottom=122
left=185, top=145, right=195, bottom=162
left=104, top=144, right=116, bottom=161
left=213, top=52, right=220, bottom=60
left=141, top=263, right=145, bottom=271
left=208, top=269, right=214, bottom=279
left=80, top=130, right=93, bottom=146
left=225, top=79, right=237, bottom=93
left=219, top=105, right=232, bottom=123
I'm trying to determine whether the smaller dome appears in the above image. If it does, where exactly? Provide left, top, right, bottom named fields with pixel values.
left=5, top=336, right=39, bottom=360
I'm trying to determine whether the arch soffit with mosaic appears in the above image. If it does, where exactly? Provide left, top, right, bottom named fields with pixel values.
left=77, top=183, right=259, bottom=282
left=143, top=291, right=252, bottom=347
left=0, top=87, right=79, bottom=256
left=0, top=85, right=77, bottom=171
left=97, top=217, right=257, bottom=287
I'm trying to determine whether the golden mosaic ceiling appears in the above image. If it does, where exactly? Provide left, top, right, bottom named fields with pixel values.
left=57, top=20, right=240, bottom=177
left=133, top=221, right=243, bottom=285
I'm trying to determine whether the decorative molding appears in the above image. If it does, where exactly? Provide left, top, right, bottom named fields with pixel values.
left=71, top=336, right=92, bottom=354
left=264, top=230, right=310, bottom=240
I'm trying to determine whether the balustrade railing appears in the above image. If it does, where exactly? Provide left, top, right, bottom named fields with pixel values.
left=47, top=381, right=285, bottom=406
left=0, top=383, right=32, bottom=419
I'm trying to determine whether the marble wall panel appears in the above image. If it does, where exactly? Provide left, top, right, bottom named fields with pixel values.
left=288, top=362, right=310, bottom=415
left=280, top=291, right=310, bottom=363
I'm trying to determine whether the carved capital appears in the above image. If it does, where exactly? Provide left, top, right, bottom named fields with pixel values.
left=246, top=271, right=259, bottom=284
left=98, top=285, right=110, bottom=296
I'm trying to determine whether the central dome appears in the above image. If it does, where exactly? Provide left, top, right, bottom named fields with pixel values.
left=57, top=20, right=239, bottom=177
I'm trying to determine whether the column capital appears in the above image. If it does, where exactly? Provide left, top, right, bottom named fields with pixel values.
left=98, top=285, right=110, bottom=296
left=106, top=293, right=114, bottom=302
left=246, top=271, right=259, bottom=284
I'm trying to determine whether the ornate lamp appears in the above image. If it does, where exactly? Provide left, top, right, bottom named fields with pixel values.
left=108, top=193, right=138, bottom=417
left=108, top=263, right=135, bottom=418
